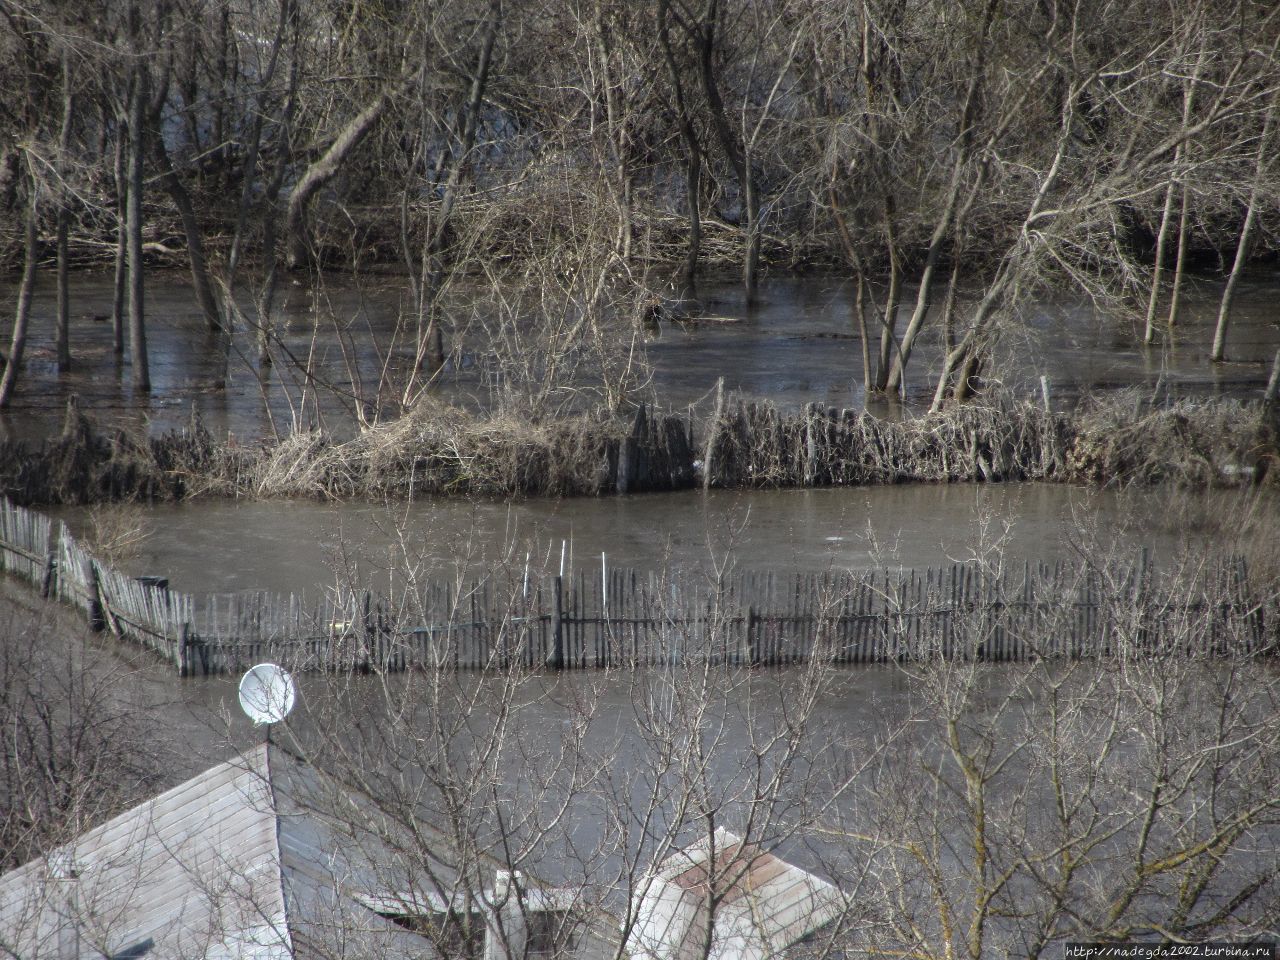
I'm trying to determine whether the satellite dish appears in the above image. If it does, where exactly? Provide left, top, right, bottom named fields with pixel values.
left=238, top=663, right=296, bottom=725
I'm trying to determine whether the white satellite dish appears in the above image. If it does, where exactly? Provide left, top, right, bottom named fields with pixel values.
left=238, top=663, right=296, bottom=726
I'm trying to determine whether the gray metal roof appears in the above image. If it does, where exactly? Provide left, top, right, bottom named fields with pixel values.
left=0, top=744, right=290, bottom=959
left=0, top=745, right=617, bottom=960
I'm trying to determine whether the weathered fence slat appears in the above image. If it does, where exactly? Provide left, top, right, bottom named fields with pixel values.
left=1, top=498, right=1274, bottom=676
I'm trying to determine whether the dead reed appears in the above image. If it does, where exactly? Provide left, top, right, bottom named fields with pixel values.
left=0, top=400, right=218, bottom=505
left=1067, top=392, right=1276, bottom=486
left=0, top=393, right=1273, bottom=506
left=701, top=393, right=1275, bottom=490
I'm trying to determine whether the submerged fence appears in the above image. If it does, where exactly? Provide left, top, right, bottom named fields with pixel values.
left=1, top=497, right=1274, bottom=676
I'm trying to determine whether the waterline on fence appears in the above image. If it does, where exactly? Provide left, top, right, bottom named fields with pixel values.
left=4, top=497, right=1274, bottom=677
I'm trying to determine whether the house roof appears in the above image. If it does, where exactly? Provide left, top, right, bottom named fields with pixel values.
left=2, top=749, right=826, bottom=960
left=0, top=744, right=453, bottom=959
left=0, top=744, right=607, bottom=960
left=0, top=743, right=291, bottom=959
left=626, top=828, right=845, bottom=960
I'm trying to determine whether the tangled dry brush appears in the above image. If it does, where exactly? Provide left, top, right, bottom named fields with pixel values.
left=0, top=394, right=1275, bottom=506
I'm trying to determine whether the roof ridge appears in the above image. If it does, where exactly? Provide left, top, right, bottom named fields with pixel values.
left=263, top=741, right=297, bottom=956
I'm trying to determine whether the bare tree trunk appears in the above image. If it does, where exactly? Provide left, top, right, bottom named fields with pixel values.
left=178, top=26, right=202, bottom=158
left=0, top=151, right=18, bottom=211
left=285, top=87, right=396, bottom=270
left=257, top=220, right=281, bottom=367
left=0, top=174, right=38, bottom=408
left=111, top=117, right=127, bottom=356
left=953, top=350, right=982, bottom=402
left=1213, top=103, right=1275, bottom=363
left=828, top=179, right=871, bottom=391
left=930, top=278, right=1005, bottom=412
left=854, top=270, right=871, bottom=396
left=740, top=168, right=760, bottom=303
left=1165, top=180, right=1191, bottom=328
left=875, top=203, right=902, bottom=391
left=226, top=0, right=294, bottom=290
left=213, top=4, right=229, bottom=184
left=887, top=175, right=985, bottom=396
left=693, top=0, right=759, bottom=304
left=1212, top=201, right=1258, bottom=363
left=256, top=126, right=293, bottom=367
left=153, top=138, right=222, bottom=331
left=592, top=4, right=632, bottom=260
left=127, top=68, right=150, bottom=392
left=252, top=47, right=302, bottom=369
left=931, top=338, right=968, bottom=413
left=941, top=254, right=962, bottom=353
left=1142, top=173, right=1177, bottom=344
left=1143, top=62, right=1199, bottom=345
left=55, top=49, right=73, bottom=373
left=1264, top=348, right=1280, bottom=410
left=412, top=0, right=502, bottom=380
left=425, top=0, right=500, bottom=272
left=681, top=149, right=702, bottom=294
left=886, top=0, right=996, bottom=396
left=657, top=0, right=701, bottom=292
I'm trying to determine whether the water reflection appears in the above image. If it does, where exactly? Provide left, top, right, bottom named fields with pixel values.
left=51, top=483, right=1273, bottom=598
left=3, top=270, right=1277, bottom=442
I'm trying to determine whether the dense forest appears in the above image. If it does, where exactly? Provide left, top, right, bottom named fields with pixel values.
left=2, top=0, right=1279, bottom=411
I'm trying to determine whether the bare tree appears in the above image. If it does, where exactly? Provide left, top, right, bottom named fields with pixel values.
left=0, top=602, right=165, bottom=871
left=0, top=164, right=38, bottom=408
left=1212, top=98, right=1277, bottom=363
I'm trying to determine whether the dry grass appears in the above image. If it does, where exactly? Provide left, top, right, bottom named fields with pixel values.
left=703, top=396, right=1069, bottom=487
left=85, top=503, right=151, bottom=566
left=701, top=392, right=1277, bottom=491
left=0, top=393, right=1274, bottom=506
left=1068, top=392, right=1277, bottom=486
left=194, top=402, right=634, bottom=500
left=0, top=401, right=216, bottom=505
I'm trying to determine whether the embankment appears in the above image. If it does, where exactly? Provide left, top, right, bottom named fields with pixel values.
left=1, top=393, right=1276, bottom=506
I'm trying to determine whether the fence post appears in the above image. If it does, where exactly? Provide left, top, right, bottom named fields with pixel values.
left=176, top=622, right=189, bottom=677
left=82, top=556, right=105, bottom=632
left=703, top=377, right=724, bottom=490
left=551, top=575, right=565, bottom=670
left=746, top=605, right=759, bottom=667
left=41, top=550, right=56, bottom=599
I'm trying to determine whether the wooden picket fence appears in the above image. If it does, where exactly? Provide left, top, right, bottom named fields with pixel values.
left=0, top=497, right=53, bottom=594
left=0, top=498, right=1273, bottom=676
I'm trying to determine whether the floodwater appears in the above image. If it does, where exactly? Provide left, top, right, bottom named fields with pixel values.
left=52, top=606, right=1280, bottom=903
left=51, top=482, right=1274, bottom=598
left=2, top=270, right=1278, bottom=442
left=6, top=267, right=1279, bottom=935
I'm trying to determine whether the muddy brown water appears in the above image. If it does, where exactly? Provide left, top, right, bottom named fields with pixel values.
left=2, top=270, right=1278, bottom=442
left=41, top=474, right=1274, bottom=789
left=6, top=269, right=1279, bottom=903
left=50, top=482, right=1273, bottom=598
left=20, top=480, right=1280, bottom=903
